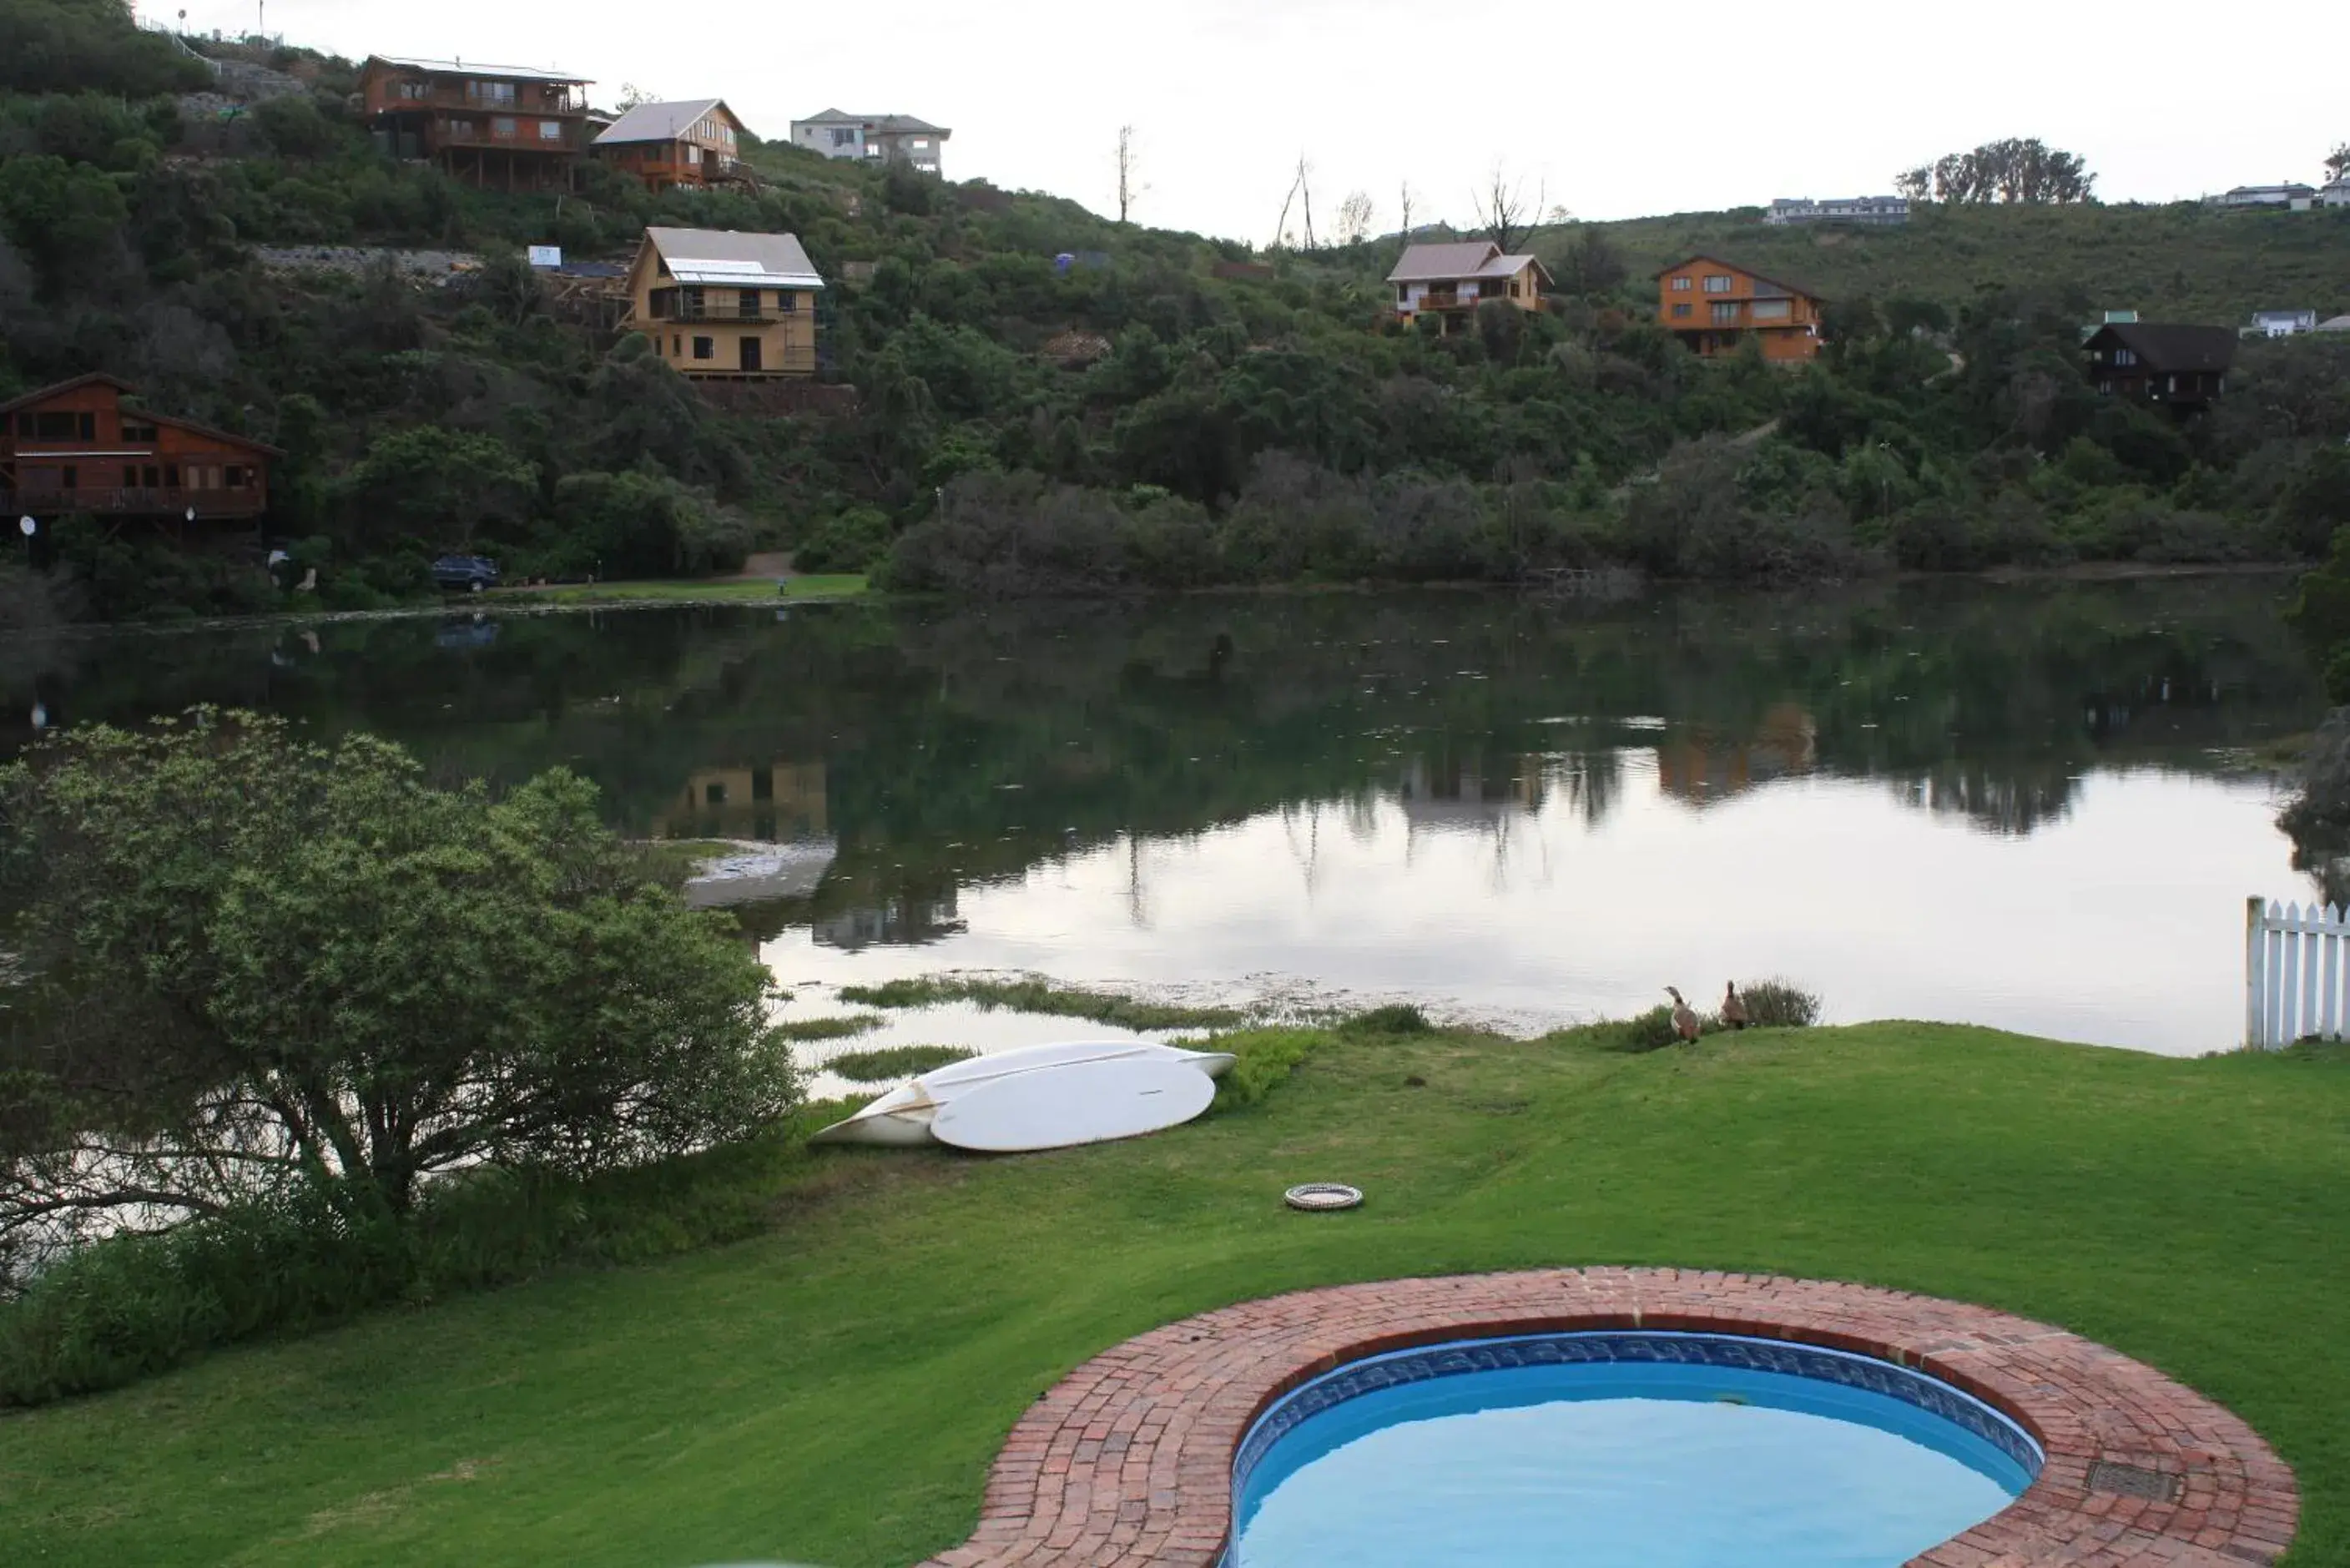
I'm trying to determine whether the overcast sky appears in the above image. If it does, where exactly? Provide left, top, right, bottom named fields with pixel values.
left=149, top=0, right=2339, bottom=241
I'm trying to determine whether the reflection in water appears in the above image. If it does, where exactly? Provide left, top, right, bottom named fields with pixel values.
left=0, top=577, right=2322, bottom=1054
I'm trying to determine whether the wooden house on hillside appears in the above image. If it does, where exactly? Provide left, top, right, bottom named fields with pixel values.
left=593, top=99, right=754, bottom=193
left=1, top=374, right=279, bottom=524
left=625, top=228, right=825, bottom=379
left=1385, top=242, right=1551, bottom=333
left=359, top=56, right=592, bottom=190
left=1656, top=255, right=1825, bottom=362
left=2082, top=324, right=2237, bottom=411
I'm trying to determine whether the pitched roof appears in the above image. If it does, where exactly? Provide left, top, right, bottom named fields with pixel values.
left=362, top=55, right=588, bottom=84
left=0, top=372, right=284, bottom=455
left=596, top=98, right=739, bottom=146
left=794, top=109, right=949, bottom=135
left=1656, top=253, right=1824, bottom=301
left=2089, top=323, right=2239, bottom=373
left=642, top=228, right=824, bottom=289
left=2317, top=315, right=2350, bottom=332
left=1389, top=242, right=1501, bottom=283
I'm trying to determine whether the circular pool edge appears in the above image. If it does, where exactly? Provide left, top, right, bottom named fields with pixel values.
left=916, top=1268, right=2298, bottom=1568
left=1224, top=1329, right=2044, bottom=1567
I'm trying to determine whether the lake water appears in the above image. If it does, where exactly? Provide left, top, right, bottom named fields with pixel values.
left=1, top=577, right=2323, bottom=1056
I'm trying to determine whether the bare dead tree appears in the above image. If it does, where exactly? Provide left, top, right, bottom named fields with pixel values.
left=1335, top=190, right=1374, bottom=246
left=1398, top=180, right=1415, bottom=241
left=1273, top=155, right=1318, bottom=249
left=1115, top=124, right=1147, bottom=224
left=1473, top=163, right=1545, bottom=254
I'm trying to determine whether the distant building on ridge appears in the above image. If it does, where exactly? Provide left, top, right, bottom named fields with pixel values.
left=625, top=227, right=825, bottom=379
left=1656, top=255, right=1826, bottom=362
left=2082, top=324, right=2237, bottom=411
left=2248, top=310, right=2318, bottom=338
left=2207, top=184, right=2318, bottom=210
left=789, top=109, right=950, bottom=175
left=593, top=98, right=754, bottom=192
left=1764, top=195, right=1909, bottom=227
left=1385, top=242, right=1551, bottom=334
left=358, top=56, right=591, bottom=190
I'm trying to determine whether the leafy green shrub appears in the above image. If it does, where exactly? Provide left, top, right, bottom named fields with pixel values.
left=1214, top=1029, right=1327, bottom=1110
left=1606, top=1005, right=1689, bottom=1053
left=1736, top=981, right=1823, bottom=1030
left=771, top=1014, right=885, bottom=1042
left=826, top=1045, right=976, bottom=1081
left=1342, top=1004, right=1434, bottom=1036
left=794, top=507, right=893, bottom=574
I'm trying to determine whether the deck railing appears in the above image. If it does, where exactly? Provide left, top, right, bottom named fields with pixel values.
left=0, top=487, right=265, bottom=518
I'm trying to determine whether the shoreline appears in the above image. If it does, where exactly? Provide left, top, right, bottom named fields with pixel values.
left=0, top=559, right=2303, bottom=643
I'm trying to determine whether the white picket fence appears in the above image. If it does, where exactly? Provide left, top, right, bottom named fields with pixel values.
left=2245, top=897, right=2350, bottom=1048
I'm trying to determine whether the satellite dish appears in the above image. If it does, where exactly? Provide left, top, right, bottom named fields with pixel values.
left=18, top=517, right=33, bottom=537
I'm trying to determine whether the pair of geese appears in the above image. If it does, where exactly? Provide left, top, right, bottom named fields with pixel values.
left=1666, top=982, right=1749, bottom=1043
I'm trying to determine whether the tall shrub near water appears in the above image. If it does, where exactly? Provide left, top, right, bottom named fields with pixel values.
left=0, top=712, right=794, bottom=1339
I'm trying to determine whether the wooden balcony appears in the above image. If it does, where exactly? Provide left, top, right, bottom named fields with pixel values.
left=379, top=86, right=587, bottom=116
left=426, top=120, right=585, bottom=153
left=2, top=486, right=266, bottom=519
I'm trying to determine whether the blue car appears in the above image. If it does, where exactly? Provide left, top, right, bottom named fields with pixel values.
left=431, top=555, right=501, bottom=592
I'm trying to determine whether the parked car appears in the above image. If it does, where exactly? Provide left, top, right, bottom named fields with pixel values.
left=431, top=554, right=500, bottom=592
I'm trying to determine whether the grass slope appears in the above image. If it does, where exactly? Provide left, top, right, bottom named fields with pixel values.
left=0, top=1024, right=2344, bottom=1567
left=1591, top=203, right=2350, bottom=323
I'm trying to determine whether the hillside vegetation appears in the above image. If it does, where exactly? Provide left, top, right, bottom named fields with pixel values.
left=1594, top=201, right=2350, bottom=325
left=0, top=0, right=2347, bottom=623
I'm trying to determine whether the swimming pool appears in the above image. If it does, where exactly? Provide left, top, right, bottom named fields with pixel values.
left=1228, top=1331, right=2042, bottom=1568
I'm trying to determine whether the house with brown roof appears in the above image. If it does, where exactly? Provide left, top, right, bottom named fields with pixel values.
left=1386, top=242, right=1551, bottom=334
left=2082, top=324, right=2237, bottom=411
left=592, top=99, right=753, bottom=193
left=1657, top=255, right=1825, bottom=362
left=358, top=56, right=592, bottom=190
left=1, top=374, right=279, bottom=525
left=626, top=227, right=826, bottom=378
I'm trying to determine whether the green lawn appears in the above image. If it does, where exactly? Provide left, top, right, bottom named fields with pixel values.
left=1, top=1024, right=2344, bottom=1568
left=497, top=575, right=869, bottom=608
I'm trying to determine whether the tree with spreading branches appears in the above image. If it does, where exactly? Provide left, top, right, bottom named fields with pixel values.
left=1472, top=163, right=1546, bottom=254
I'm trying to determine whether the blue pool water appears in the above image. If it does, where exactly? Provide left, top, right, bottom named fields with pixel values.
left=1230, top=1334, right=2039, bottom=1568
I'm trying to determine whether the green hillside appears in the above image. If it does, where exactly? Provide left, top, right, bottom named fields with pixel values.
left=1584, top=202, right=2350, bottom=325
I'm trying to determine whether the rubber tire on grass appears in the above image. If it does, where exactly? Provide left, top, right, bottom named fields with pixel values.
left=1283, top=1182, right=1363, bottom=1212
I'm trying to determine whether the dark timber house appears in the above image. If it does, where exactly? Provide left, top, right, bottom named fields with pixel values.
left=2082, top=324, right=2238, bottom=411
left=359, top=56, right=592, bottom=191
left=0, top=374, right=280, bottom=526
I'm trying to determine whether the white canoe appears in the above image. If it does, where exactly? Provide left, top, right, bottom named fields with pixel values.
left=931, top=1056, right=1218, bottom=1153
left=810, top=1041, right=1236, bottom=1147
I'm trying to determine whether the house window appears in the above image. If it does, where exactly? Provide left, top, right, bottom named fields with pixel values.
left=226, top=466, right=250, bottom=488
left=778, top=292, right=797, bottom=313
left=493, top=117, right=517, bottom=138
left=1711, top=302, right=1740, bottom=324
left=1752, top=300, right=1790, bottom=320
left=164, top=464, right=179, bottom=487
left=739, top=289, right=760, bottom=315
left=1670, top=276, right=1692, bottom=292
left=686, top=144, right=702, bottom=164
left=122, top=465, right=138, bottom=486
left=830, top=128, right=856, bottom=147
left=538, top=120, right=562, bottom=141
left=1671, top=303, right=1692, bottom=319
left=467, top=80, right=517, bottom=105
left=120, top=420, right=157, bottom=442
left=1702, top=275, right=1733, bottom=294
left=27, top=411, right=87, bottom=441
left=673, top=335, right=683, bottom=356
left=61, top=466, right=77, bottom=489
left=143, top=465, right=160, bottom=487
left=693, top=336, right=715, bottom=360
left=2114, top=348, right=2137, bottom=366
left=649, top=290, right=673, bottom=320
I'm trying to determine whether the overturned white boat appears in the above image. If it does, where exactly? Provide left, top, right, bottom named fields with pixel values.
left=810, top=1041, right=1237, bottom=1147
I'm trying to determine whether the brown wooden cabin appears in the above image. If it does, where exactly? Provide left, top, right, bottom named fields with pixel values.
left=359, top=55, right=591, bottom=191
left=0, top=374, right=280, bottom=526
left=1657, top=255, right=1826, bottom=362
left=592, top=98, right=753, bottom=192
left=2082, top=324, right=2237, bottom=411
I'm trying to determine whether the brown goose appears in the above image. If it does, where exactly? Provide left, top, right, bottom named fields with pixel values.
left=1666, top=986, right=1702, bottom=1044
left=1722, top=982, right=1750, bottom=1031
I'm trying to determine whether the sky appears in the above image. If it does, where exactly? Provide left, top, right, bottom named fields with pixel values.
left=145, top=0, right=2341, bottom=241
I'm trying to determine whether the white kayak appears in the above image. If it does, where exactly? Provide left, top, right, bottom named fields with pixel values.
left=932, top=1056, right=1218, bottom=1153
left=809, top=1041, right=1236, bottom=1147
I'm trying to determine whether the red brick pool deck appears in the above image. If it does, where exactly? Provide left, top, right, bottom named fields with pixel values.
left=919, top=1268, right=2297, bottom=1568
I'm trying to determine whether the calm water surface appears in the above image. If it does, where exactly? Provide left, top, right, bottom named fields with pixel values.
left=3, top=577, right=2322, bottom=1056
